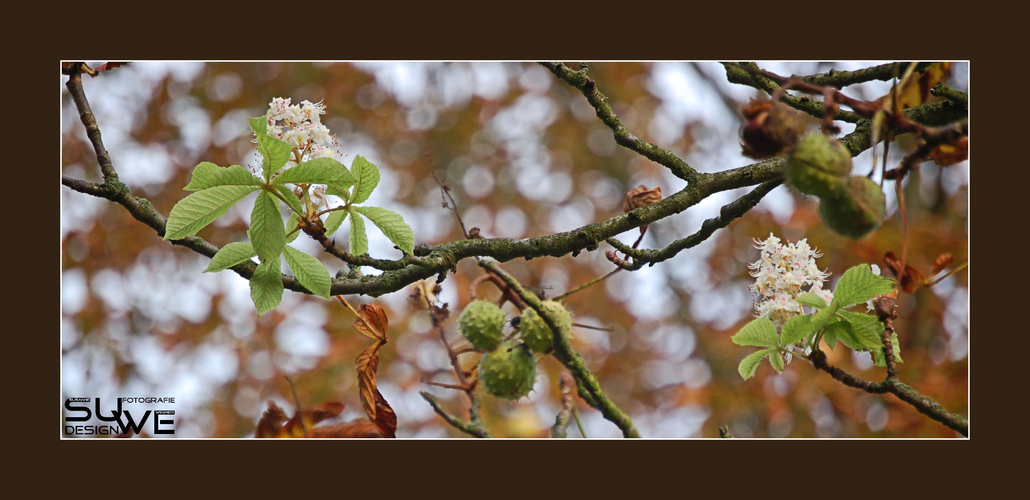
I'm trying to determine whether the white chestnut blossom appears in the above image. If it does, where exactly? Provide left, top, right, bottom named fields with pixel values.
left=748, top=234, right=832, bottom=329
left=259, top=97, right=337, bottom=165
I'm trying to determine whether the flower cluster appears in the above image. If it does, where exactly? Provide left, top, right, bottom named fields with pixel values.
left=263, top=97, right=337, bottom=163
left=748, top=234, right=832, bottom=329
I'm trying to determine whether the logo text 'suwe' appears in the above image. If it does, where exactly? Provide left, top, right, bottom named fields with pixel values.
left=64, top=397, right=176, bottom=436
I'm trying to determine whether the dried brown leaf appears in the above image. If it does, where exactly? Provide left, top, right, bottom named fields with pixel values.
left=876, top=62, right=953, bottom=113
left=883, top=251, right=926, bottom=294
left=408, top=280, right=438, bottom=310
left=928, top=136, right=967, bottom=167
left=255, top=401, right=345, bottom=438
left=622, top=186, right=662, bottom=213
left=931, top=253, right=954, bottom=276
left=354, top=339, right=397, bottom=437
left=282, top=402, right=345, bottom=437
left=354, top=303, right=389, bottom=341
left=310, top=419, right=386, bottom=438
left=94, top=62, right=130, bottom=74
left=372, top=390, right=397, bottom=438
left=356, top=341, right=383, bottom=421
left=255, top=401, right=290, bottom=437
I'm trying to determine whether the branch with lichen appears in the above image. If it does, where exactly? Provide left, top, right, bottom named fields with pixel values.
left=796, top=62, right=933, bottom=89
left=808, top=349, right=967, bottom=437
left=606, top=179, right=782, bottom=270
left=419, top=391, right=489, bottom=438
left=540, top=61, right=700, bottom=183
left=63, top=63, right=966, bottom=304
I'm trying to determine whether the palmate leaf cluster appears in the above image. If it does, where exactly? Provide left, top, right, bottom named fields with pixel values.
left=732, top=264, right=899, bottom=379
left=162, top=117, right=414, bottom=314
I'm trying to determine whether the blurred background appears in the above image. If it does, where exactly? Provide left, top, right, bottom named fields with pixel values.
left=61, top=62, right=968, bottom=437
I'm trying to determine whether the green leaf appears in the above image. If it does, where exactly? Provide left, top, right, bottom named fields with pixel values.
left=250, top=258, right=284, bottom=315
left=184, top=162, right=262, bottom=190
left=324, top=209, right=347, bottom=236
left=349, top=155, right=381, bottom=205
left=351, top=206, right=414, bottom=255
left=738, top=348, right=775, bottom=380
left=164, top=185, right=259, bottom=240
left=731, top=318, right=778, bottom=348
left=832, top=264, right=896, bottom=309
left=326, top=184, right=350, bottom=204
left=873, top=333, right=903, bottom=367
left=283, top=246, right=332, bottom=299
left=838, top=311, right=886, bottom=350
left=274, top=185, right=305, bottom=216
left=823, top=319, right=858, bottom=351
left=780, top=314, right=814, bottom=347
left=796, top=292, right=829, bottom=310
left=348, top=208, right=368, bottom=256
left=249, top=116, right=292, bottom=181
left=205, top=241, right=257, bottom=273
left=809, top=301, right=839, bottom=334
left=285, top=212, right=301, bottom=243
left=768, top=350, right=785, bottom=372
left=271, top=157, right=356, bottom=187
left=823, top=327, right=838, bottom=350
left=250, top=189, right=286, bottom=264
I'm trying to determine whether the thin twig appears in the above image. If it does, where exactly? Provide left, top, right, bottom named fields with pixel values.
left=419, top=391, right=489, bottom=438
left=283, top=375, right=309, bottom=438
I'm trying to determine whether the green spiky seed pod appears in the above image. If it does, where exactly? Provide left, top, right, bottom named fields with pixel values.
left=786, top=133, right=853, bottom=198
left=458, top=300, right=506, bottom=352
left=478, top=341, right=537, bottom=400
left=519, top=300, right=572, bottom=354
left=818, top=176, right=887, bottom=239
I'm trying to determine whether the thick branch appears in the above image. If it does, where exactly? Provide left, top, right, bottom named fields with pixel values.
left=797, top=62, right=933, bottom=89
left=808, top=350, right=968, bottom=436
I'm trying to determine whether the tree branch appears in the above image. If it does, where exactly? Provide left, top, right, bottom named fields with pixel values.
left=606, top=179, right=782, bottom=269
left=419, top=391, right=489, bottom=438
left=540, top=61, right=700, bottom=183
left=808, top=349, right=968, bottom=436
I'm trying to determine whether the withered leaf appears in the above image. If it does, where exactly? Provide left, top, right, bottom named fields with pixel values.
left=255, top=401, right=345, bottom=438
left=622, top=186, right=663, bottom=213
left=876, top=62, right=953, bottom=113
left=355, top=339, right=397, bottom=438
left=94, top=62, right=130, bottom=74
left=408, top=280, right=438, bottom=310
left=311, top=419, right=387, bottom=438
left=255, top=401, right=289, bottom=437
left=931, top=253, right=954, bottom=276
left=372, top=390, right=397, bottom=438
left=929, top=136, right=968, bottom=167
left=883, top=251, right=926, bottom=294
left=354, top=303, right=388, bottom=341
left=356, top=341, right=383, bottom=421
